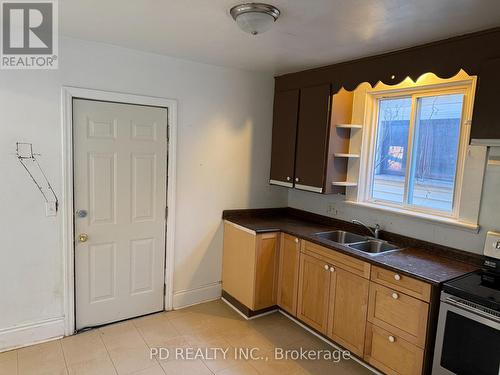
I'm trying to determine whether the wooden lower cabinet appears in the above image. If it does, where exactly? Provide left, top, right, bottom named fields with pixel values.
left=222, top=221, right=278, bottom=311
left=297, top=253, right=331, bottom=333
left=277, top=233, right=301, bottom=316
left=327, top=268, right=369, bottom=357
left=364, top=323, right=424, bottom=375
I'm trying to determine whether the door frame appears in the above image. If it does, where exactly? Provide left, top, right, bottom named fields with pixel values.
left=61, top=86, right=177, bottom=336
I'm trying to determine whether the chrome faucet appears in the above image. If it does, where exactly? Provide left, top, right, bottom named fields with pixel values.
left=352, top=220, right=381, bottom=239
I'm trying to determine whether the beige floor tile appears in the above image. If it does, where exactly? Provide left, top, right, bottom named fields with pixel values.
left=198, top=337, right=242, bottom=373
left=100, top=322, right=147, bottom=351
left=108, top=345, right=158, bottom=375
left=133, top=314, right=180, bottom=347
left=18, top=340, right=68, bottom=375
left=67, top=356, right=117, bottom=375
left=223, top=329, right=275, bottom=354
left=247, top=350, right=304, bottom=375
left=7, top=301, right=375, bottom=375
left=0, top=350, right=18, bottom=375
left=62, top=330, right=108, bottom=365
left=159, top=358, right=212, bottom=375
left=127, top=363, right=165, bottom=375
left=215, top=362, right=260, bottom=375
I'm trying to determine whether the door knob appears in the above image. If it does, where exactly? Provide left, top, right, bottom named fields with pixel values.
left=78, top=233, right=89, bottom=243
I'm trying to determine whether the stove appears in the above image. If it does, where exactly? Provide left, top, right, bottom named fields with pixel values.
left=443, top=262, right=500, bottom=313
left=432, top=258, right=500, bottom=375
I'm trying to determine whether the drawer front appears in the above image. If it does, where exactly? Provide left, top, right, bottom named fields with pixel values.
left=303, top=241, right=371, bottom=279
left=371, top=266, right=431, bottom=302
left=364, top=323, right=424, bottom=375
left=368, top=283, right=428, bottom=348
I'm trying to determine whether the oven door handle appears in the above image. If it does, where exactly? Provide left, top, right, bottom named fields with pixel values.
left=444, top=296, right=500, bottom=324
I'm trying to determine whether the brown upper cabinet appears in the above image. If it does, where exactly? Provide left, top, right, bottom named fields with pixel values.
left=270, top=84, right=354, bottom=194
left=269, top=89, right=300, bottom=186
left=294, top=84, right=331, bottom=192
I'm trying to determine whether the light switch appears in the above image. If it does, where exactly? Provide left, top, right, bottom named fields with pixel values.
left=484, top=231, right=500, bottom=260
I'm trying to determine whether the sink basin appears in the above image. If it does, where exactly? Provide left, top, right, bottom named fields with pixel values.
left=314, top=230, right=366, bottom=244
left=348, top=240, right=400, bottom=255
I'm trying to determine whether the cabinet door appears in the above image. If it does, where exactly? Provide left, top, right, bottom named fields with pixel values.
left=327, top=268, right=369, bottom=357
left=297, top=253, right=330, bottom=333
left=295, top=84, right=331, bottom=192
left=222, top=222, right=257, bottom=309
left=254, top=232, right=279, bottom=310
left=270, top=89, right=300, bottom=187
left=471, top=58, right=500, bottom=142
left=277, top=234, right=301, bottom=316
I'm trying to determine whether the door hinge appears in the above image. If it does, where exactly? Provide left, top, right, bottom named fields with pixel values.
left=163, top=284, right=167, bottom=296
left=165, top=206, right=168, bottom=220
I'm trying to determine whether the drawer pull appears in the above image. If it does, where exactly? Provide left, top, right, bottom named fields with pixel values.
left=324, top=264, right=329, bottom=270
left=392, top=292, right=399, bottom=299
left=294, top=238, right=299, bottom=243
left=388, top=335, right=396, bottom=343
left=330, top=266, right=335, bottom=273
left=394, top=274, right=401, bottom=281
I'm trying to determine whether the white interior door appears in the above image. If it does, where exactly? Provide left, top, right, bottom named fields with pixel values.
left=73, top=99, right=168, bottom=330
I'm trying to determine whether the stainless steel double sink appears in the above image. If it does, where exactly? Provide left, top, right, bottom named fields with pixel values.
left=313, top=230, right=401, bottom=255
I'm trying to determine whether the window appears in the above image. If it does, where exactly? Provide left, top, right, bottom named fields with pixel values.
left=367, top=87, right=469, bottom=217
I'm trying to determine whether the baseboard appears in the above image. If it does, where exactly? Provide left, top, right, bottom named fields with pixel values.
left=172, top=281, right=222, bottom=309
left=0, top=317, right=65, bottom=352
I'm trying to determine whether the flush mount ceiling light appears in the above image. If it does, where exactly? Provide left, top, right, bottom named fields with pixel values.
left=230, top=3, right=280, bottom=35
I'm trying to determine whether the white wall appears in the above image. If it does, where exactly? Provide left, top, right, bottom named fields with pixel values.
left=289, top=146, right=500, bottom=255
left=0, top=37, right=287, bottom=350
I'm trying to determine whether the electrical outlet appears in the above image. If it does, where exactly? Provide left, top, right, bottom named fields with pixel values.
left=484, top=231, right=500, bottom=260
left=45, top=201, right=57, bottom=217
left=327, top=203, right=338, bottom=216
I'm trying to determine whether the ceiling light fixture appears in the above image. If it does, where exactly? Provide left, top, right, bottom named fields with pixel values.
left=230, top=3, right=280, bottom=35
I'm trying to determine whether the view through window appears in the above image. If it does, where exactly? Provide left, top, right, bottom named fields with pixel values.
left=371, top=93, right=464, bottom=213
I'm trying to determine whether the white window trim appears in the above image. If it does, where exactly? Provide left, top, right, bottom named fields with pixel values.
left=352, top=77, right=485, bottom=233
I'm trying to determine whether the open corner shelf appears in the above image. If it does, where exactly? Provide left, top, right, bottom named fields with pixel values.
left=332, top=181, right=358, bottom=187
left=334, top=153, right=360, bottom=158
left=336, top=123, right=363, bottom=129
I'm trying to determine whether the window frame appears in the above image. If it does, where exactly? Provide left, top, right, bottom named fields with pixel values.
left=361, top=80, right=475, bottom=220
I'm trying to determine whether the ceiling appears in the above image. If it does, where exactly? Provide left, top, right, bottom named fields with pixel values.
left=60, top=0, right=500, bottom=74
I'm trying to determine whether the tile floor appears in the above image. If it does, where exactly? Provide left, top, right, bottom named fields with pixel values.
left=0, top=300, right=374, bottom=375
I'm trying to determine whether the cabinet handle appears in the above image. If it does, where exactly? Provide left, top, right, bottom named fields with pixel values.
left=388, top=336, right=396, bottom=343
left=295, top=177, right=299, bottom=182
left=330, top=266, right=335, bottom=273
left=324, top=264, right=329, bottom=270
left=392, top=292, right=399, bottom=299
left=286, top=176, right=291, bottom=181
left=294, top=238, right=299, bottom=243
left=394, top=274, right=401, bottom=281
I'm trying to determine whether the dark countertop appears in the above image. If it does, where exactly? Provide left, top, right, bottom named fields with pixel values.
left=223, top=208, right=480, bottom=286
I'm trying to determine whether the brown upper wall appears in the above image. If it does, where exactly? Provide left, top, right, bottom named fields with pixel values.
left=274, top=27, right=500, bottom=142
left=274, top=27, right=500, bottom=92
